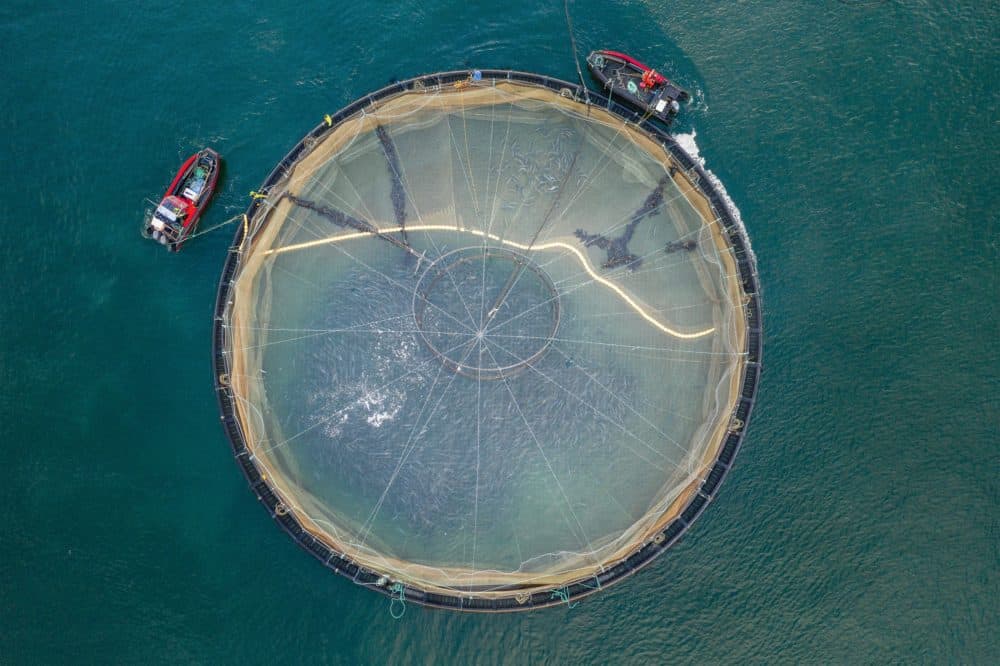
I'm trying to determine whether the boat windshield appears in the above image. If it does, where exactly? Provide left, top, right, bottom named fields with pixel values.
left=156, top=196, right=187, bottom=221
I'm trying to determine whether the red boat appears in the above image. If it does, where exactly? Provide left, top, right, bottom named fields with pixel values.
left=586, top=50, right=690, bottom=124
left=143, top=148, right=220, bottom=251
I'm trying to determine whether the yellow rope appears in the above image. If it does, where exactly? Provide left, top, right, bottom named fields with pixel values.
left=261, top=224, right=715, bottom=340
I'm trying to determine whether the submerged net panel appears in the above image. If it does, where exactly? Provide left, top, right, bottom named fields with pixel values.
left=213, top=71, right=762, bottom=610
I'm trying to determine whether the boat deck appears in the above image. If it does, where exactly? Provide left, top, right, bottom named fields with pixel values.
left=601, top=58, right=687, bottom=106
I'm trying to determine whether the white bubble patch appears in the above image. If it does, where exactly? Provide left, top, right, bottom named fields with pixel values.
left=674, top=129, right=756, bottom=266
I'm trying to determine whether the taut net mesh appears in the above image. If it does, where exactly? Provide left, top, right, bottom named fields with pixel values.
left=221, top=79, right=748, bottom=600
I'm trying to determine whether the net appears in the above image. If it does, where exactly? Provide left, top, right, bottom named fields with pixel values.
left=215, top=73, right=759, bottom=609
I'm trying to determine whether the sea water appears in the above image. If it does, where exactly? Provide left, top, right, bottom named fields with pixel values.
left=1, top=0, right=996, bottom=662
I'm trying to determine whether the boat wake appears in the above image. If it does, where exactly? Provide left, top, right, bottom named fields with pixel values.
left=673, top=129, right=755, bottom=265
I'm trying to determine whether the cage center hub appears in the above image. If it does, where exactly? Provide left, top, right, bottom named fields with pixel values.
left=412, top=246, right=560, bottom=380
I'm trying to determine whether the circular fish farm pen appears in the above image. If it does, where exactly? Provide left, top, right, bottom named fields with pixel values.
left=213, top=70, right=762, bottom=612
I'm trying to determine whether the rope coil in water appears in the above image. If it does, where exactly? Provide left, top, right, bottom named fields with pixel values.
left=389, top=582, right=406, bottom=619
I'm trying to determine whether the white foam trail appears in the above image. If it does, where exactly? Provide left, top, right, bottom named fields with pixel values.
left=673, top=129, right=756, bottom=266
left=690, top=87, right=708, bottom=113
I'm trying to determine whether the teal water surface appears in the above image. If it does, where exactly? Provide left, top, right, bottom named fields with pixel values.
left=1, top=0, right=997, bottom=663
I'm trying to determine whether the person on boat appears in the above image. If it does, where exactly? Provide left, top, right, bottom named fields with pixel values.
left=640, top=69, right=659, bottom=90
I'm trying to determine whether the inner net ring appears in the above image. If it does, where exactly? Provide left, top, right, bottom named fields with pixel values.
left=411, top=246, right=561, bottom=381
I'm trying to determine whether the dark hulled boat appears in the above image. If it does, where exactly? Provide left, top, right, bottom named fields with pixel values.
left=142, top=148, right=220, bottom=252
left=586, top=50, right=690, bottom=124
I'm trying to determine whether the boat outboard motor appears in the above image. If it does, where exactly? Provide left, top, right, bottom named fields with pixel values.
left=149, top=217, right=167, bottom=244
left=149, top=216, right=180, bottom=248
